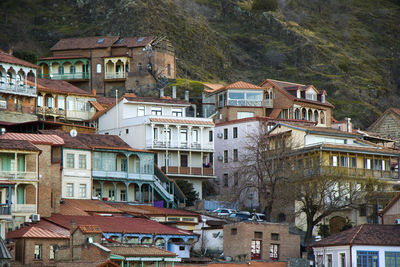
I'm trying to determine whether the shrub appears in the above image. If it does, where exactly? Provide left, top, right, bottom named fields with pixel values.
left=252, top=0, right=278, bottom=11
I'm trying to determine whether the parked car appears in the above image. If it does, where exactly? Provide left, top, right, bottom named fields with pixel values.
left=229, top=211, right=251, bottom=221
left=212, top=208, right=236, bottom=216
left=251, top=213, right=267, bottom=222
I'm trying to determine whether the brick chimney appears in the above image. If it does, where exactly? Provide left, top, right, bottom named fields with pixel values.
left=91, top=89, right=97, bottom=96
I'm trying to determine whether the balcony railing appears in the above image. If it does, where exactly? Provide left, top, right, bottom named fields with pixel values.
left=227, top=99, right=263, bottom=107
left=0, top=171, right=37, bottom=180
left=0, top=204, right=11, bottom=215
left=150, top=140, right=213, bottom=151
left=161, top=166, right=214, bottom=177
left=265, top=99, right=273, bottom=108
left=0, top=81, right=36, bottom=97
left=37, top=106, right=66, bottom=116
left=298, top=166, right=399, bottom=179
left=92, top=170, right=153, bottom=181
left=105, top=72, right=126, bottom=79
left=12, top=204, right=36, bottom=213
left=41, top=72, right=90, bottom=80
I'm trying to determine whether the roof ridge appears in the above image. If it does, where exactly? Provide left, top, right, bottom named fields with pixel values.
left=349, top=224, right=363, bottom=244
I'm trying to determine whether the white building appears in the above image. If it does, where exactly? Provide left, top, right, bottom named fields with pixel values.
left=97, top=93, right=216, bottom=199
left=313, top=224, right=400, bottom=267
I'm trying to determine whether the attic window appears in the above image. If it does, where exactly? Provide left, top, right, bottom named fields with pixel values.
left=115, top=39, right=123, bottom=44
left=137, top=37, right=145, bottom=42
left=97, top=38, right=104, bottom=43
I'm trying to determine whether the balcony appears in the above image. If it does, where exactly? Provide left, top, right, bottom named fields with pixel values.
left=0, top=171, right=37, bottom=180
left=12, top=204, right=36, bottom=213
left=227, top=99, right=263, bottom=107
left=161, top=166, right=214, bottom=177
left=92, top=170, right=153, bottom=182
left=150, top=140, right=214, bottom=151
left=265, top=99, right=273, bottom=108
left=41, top=72, right=90, bottom=80
left=0, top=81, right=36, bottom=97
left=37, top=106, right=66, bottom=117
left=66, top=110, right=96, bottom=121
left=105, top=72, right=126, bottom=80
left=301, top=166, right=399, bottom=180
left=0, top=204, right=11, bottom=215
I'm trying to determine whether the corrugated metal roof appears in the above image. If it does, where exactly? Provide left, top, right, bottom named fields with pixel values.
left=0, top=133, right=64, bottom=145
left=6, top=221, right=69, bottom=239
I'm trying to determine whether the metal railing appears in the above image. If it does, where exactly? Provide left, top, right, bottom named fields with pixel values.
left=0, top=204, right=11, bottom=215
left=41, top=72, right=90, bottom=80
left=105, top=72, right=126, bottom=79
left=12, top=204, right=36, bottom=213
left=161, top=166, right=214, bottom=176
left=227, top=99, right=263, bottom=107
left=151, top=140, right=213, bottom=150
left=0, top=171, right=37, bottom=180
left=0, top=81, right=36, bottom=97
left=37, top=106, right=66, bottom=116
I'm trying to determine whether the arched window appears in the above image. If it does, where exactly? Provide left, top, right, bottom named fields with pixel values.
left=314, top=110, right=319, bottom=122
left=308, top=109, right=313, bottom=121
left=320, top=112, right=325, bottom=124
left=294, top=109, right=300, bottom=120
left=7, top=72, right=12, bottom=84
left=70, top=65, right=75, bottom=74
left=302, top=108, right=307, bottom=120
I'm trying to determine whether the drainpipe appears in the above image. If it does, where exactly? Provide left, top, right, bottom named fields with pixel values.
left=349, top=244, right=353, bottom=267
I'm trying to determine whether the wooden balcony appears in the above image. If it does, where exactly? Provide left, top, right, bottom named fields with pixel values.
left=161, top=166, right=214, bottom=177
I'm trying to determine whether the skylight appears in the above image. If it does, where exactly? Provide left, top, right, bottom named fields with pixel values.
left=97, top=38, right=104, bottom=43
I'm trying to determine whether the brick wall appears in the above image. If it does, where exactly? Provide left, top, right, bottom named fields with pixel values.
left=369, top=113, right=400, bottom=142
left=223, top=222, right=300, bottom=261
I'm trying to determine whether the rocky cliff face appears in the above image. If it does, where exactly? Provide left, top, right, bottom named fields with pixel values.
left=1, top=0, right=399, bottom=127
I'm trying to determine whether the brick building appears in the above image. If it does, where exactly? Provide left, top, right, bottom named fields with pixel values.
left=368, top=108, right=400, bottom=144
left=37, top=36, right=175, bottom=97
left=380, top=193, right=400, bottom=224
left=223, top=222, right=300, bottom=262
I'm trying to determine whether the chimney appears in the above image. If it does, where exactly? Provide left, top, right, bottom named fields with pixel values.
left=70, top=220, right=77, bottom=233
left=345, top=117, right=352, bottom=133
left=184, top=90, right=189, bottom=101
left=172, top=86, right=176, bottom=99
left=160, top=88, right=164, bottom=98
left=91, top=89, right=97, bottom=96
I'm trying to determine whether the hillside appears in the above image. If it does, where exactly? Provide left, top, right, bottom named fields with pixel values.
left=1, top=0, right=399, bottom=128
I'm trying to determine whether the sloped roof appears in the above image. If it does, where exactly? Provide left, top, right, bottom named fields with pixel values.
left=51, top=36, right=120, bottom=51
left=0, top=133, right=64, bottom=146
left=112, top=36, right=154, bottom=48
left=203, top=83, right=225, bottom=93
left=0, top=51, right=38, bottom=69
left=106, top=244, right=176, bottom=257
left=77, top=225, right=102, bottom=234
left=312, top=224, right=400, bottom=247
left=59, top=199, right=124, bottom=216
left=0, top=238, right=11, bottom=259
left=0, top=139, right=40, bottom=152
left=379, top=193, right=400, bottom=215
left=33, top=78, right=93, bottom=96
left=39, top=130, right=90, bottom=150
left=108, top=203, right=198, bottom=217
left=6, top=220, right=69, bottom=239
left=90, top=101, right=106, bottom=111
left=207, top=81, right=262, bottom=95
left=45, top=214, right=194, bottom=236
left=368, top=108, right=400, bottom=132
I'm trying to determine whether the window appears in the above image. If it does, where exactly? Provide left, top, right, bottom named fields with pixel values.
left=138, top=106, right=145, bottom=116
left=37, top=95, right=43, bottom=107
left=364, top=159, right=372, bottom=169
left=66, top=183, right=74, bottom=197
left=96, top=64, right=101, bottom=73
left=233, top=149, right=238, bottom=162
left=233, top=127, right=238, bottom=138
left=223, top=174, right=228, bottom=187
left=231, top=228, right=237, bottom=235
left=340, top=156, right=348, bottom=167
left=227, top=91, right=263, bottom=106
left=153, top=128, right=158, bottom=140
left=331, top=156, right=338, bottom=167
left=359, top=204, right=367, bottom=216
left=237, top=111, right=254, bottom=119
left=326, top=254, right=333, bottom=267
left=172, top=108, right=183, bottom=117
left=109, top=189, right=115, bottom=199
left=58, top=96, right=65, bottom=109
left=180, top=129, right=188, bottom=143
left=49, top=245, right=55, bottom=260
left=121, top=159, right=127, bottom=172
left=34, top=244, right=42, bottom=260
left=138, top=63, right=143, bottom=71
left=306, top=92, right=317, bottom=101
left=271, top=233, right=280, bottom=240
left=179, top=246, right=185, bottom=251
left=79, top=184, right=86, bottom=198
left=254, top=232, right=263, bottom=238
left=79, top=155, right=86, bottom=169
left=120, top=189, right=126, bottom=201
left=357, top=251, right=378, bottom=267
left=224, top=128, right=228, bottom=139
left=385, top=252, right=400, bottom=267
left=340, top=253, right=346, bottom=267
left=192, top=129, right=199, bottom=143
left=270, top=244, right=279, bottom=260
left=66, top=154, right=74, bottom=168
left=209, top=130, right=213, bottom=142
left=126, top=128, right=129, bottom=134
left=151, top=107, right=162, bottom=115
left=224, top=150, right=228, bottom=163
left=167, top=64, right=171, bottom=76
left=351, top=157, right=357, bottom=168
left=47, top=96, right=54, bottom=108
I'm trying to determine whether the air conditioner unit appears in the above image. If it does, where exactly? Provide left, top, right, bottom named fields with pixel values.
left=217, top=156, right=223, bottom=161
left=31, top=214, right=40, bottom=222
left=395, top=219, right=400, bottom=224
left=217, top=133, right=223, bottom=138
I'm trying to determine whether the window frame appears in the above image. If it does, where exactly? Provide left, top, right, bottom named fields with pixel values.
left=78, top=154, right=87, bottom=169
left=79, top=184, right=87, bottom=198
left=66, top=154, right=75, bottom=168
left=34, top=244, right=42, bottom=260
left=233, top=127, right=238, bottom=138
left=66, top=183, right=74, bottom=197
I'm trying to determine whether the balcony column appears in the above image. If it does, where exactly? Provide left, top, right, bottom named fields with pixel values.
left=200, top=127, right=204, bottom=149
left=164, top=125, right=170, bottom=146
left=201, top=151, right=204, bottom=176
left=138, top=183, right=142, bottom=203
left=148, top=185, right=151, bottom=203
left=125, top=182, right=130, bottom=202
left=398, top=157, right=400, bottom=179
left=176, top=125, right=181, bottom=148
left=188, top=126, right=192, bottom=175
left=113, top=182, right=117, bottom=201
left=151, top=185, right=154, bottom=204
left=14, top=152, right=17, bottom=178
left=151, top=124, right=155, bottom=149
left=34, top=183, right=38, bottom=213
left=100, top=181, right=104, bottom=200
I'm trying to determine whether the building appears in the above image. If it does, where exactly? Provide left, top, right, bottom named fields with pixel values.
left=0, top=139, right=40, bottom=237
left=0, top=51, right=38, bottom=124
left=214, top=116, right=315, bottom=208
left=368, top=108, right=400, bottom=144
left=268, top=122, right=400, bottom=232
left=312, top=224, right=400, bottom=267
left=34, top=78, right=97, bottom=126
left=0, top=133, right=65, bottom=218
left=223, top=222, right=300, bottom=261
left=43, top=130, right=186, bottom=207
left=37, top=36, right=175, bottom=97
left=380, top=193, right=400, bottom=224
left=97, top=93, right=216, bottom=199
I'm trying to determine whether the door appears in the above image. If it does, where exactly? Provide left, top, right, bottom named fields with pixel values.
left=180, top=155, right=188, bottom=167
left=251, top=240, right=261, bottom=260
left=17, top=185, right=25, bottom=204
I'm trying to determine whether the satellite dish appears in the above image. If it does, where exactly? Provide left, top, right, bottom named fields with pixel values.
left=70, top=129, right=77, bottom=137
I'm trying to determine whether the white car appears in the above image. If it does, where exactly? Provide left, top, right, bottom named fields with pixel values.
left=212, top=208, right=236, bottom=216
left=251, top=213, right=267, bottom=222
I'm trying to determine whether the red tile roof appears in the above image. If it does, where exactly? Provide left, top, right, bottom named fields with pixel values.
left=0, top=139, right=40, bottom=152
left=105, top=244, right=176, bottom=257
left=203, top=83, right=225, bottom=93
left=108, top=203, right=199, bottom=217
left=312, top=224, right=400, bottom=247
left=225, top=81, right=262, bottom=90
left=33, top=78, right=93, bottom=96
left=77, top=225, right=102, bottom=234
left=0, top=52, right=39, bottom=69
left=112, top=36, right=154, bottom=48
left=39, top=130, right=91, bottom=150
left=39, top=55, right=90, bottom=60
left=6, top=220, right=69, bottom=239
left=0, top=133, right=64, bottom=146
left=90, top=101, right=106, bottom=111
left=51, top=36, right=120, bottom=51
left=59, top=199, right=124, bottom=215
left=45, top=214, right=194, bottom=236
left=150, top=117, right=214, bottom=126
left=269, top=108, right=282, bottom=119
left=96, top=96, right=116, bottom=107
